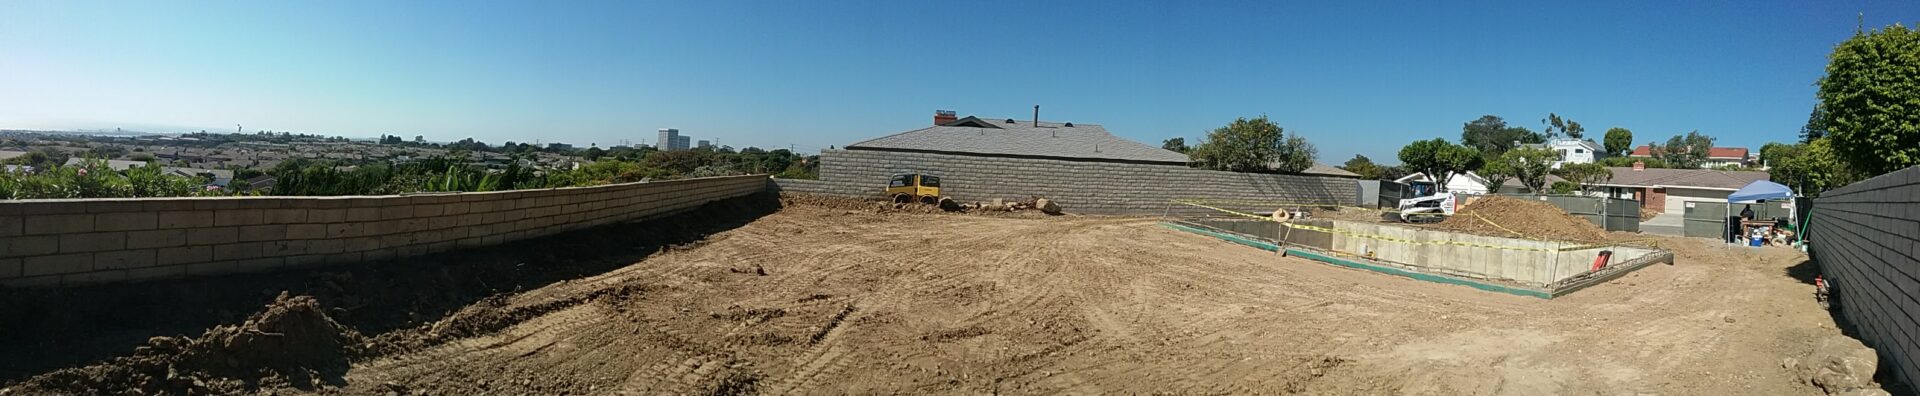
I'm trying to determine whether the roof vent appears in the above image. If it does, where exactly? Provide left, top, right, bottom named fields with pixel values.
left=1005, top=118, right=1016, bottom=124
left=1063, top=122, right=1073, bottom=127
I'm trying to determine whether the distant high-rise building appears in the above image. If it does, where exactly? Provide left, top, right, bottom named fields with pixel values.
left=656, top=128, right=691, bottom=151
left=697, top=140, right=712, bottom=149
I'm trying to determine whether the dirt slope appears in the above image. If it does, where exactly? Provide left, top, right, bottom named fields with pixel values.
left=1, top=195, right=1871, bottom=395
left=1434, top=196, right=1612, bottom=243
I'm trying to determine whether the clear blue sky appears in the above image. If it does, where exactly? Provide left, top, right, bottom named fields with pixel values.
left=3, top=1, right=1914, bottom=164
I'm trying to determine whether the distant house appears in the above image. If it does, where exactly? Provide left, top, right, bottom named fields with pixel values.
left=1628, top=145, right=1752, bottom=168
left=243, top=175, right=277, bottom=191
left=1395, top=172, right=1497, bottom=195
left=1520, top=138, right=1606, bottom=169
left=1588, top=162, right=1770, bottom=214
left=848, top=114, right=1190, bottom=164
left=1299, top=164, right=1361, bottom=179
left=59, top=158, right=235, bottom=188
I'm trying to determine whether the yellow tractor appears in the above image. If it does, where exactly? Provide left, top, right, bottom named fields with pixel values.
left=885, top=173, right=942, bottom=204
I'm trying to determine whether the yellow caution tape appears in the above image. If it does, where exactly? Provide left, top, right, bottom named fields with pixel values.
left=1472, top=213, right=1525, bottom=237
left=1170, top=200, right=1611, bottom=253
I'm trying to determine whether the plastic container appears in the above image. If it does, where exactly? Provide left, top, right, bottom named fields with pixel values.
left=1749, top=237, right=1764, bottom=247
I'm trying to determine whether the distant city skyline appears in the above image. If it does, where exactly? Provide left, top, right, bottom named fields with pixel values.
left=5, top=1, right=1917, bottom=163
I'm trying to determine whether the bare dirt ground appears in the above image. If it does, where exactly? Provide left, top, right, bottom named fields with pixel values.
left=0, top=193, right=1887, bottom=395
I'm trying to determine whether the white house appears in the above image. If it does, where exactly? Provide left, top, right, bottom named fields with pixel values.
left=1520, top=138, right=1606, bottom=169
left=1396, top=171, right=1496, bottom=195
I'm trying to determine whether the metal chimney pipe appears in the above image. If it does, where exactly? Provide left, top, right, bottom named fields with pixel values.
left=1033, top=105, right=1039, bottom=127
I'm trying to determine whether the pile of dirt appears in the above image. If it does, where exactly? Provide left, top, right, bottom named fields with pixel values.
left=6, top=293, right=364, bottom=395
left=779, top=193, right=1056, bottom=217
left=1432, top=196, right=1610, bottom=243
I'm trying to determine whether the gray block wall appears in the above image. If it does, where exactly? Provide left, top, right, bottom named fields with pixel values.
left=774, top=149, right=1358, bottom=214
left=0, top=175, right=768, bottom=288
left=1811, top=165, right=1920, bottom=393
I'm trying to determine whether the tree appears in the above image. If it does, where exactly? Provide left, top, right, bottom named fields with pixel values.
left=1548, top=181, right=1577, bottom=195
left=1161, top=137, right=1190, bottom=153
left=1817, top=23, right=1920, bottom=175
left=1542, top=113, right=1585, bottom=139
left=1478, top=158, right=1512, bottom=193
left=88, top=145, right=128, bottom=159
left=1767, top=138, right=1860, bottom=196
left=1603, top=128, right=1633, bottom=156
left=1397, top=138, right=1480, bottom=192
left=1188, top=115, right=1318, bottom=173
left=1555, top=163, right=1612, bottom=196
left=1799, top=104, right=1828, bottom=143
left=1460, top=115, right=1545, bottom=156
left=1495, top=147, right=1559, bottom=193
left=1340, top=154, right=1384, bottom=180
left=1597, top=156, right=1668, bottom=168
left=1660, top=131, right=1714, bottom=168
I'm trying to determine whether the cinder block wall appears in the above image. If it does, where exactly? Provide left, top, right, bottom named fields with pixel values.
left=1812, top=165, right=1920, bottom=392
left=0, top=175, right=767, bottom=288
left=773, top=149, right=1359, bottom=214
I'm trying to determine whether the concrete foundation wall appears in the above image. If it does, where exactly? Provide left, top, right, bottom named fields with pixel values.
left=1810, top=165, right=1920, bottom=392
left=0, top=175, right=769, bottom=288
left=1178, top=218, right=1665, bottom=288
left=777, top=149, right=1360, bottom=214
left=1328, top=221, right=1563, bottom=285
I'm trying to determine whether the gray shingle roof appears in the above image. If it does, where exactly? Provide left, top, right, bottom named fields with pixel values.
left=1597, top=167, right=1769, bottom=190
left=847, top=116, right=1190, bottom=163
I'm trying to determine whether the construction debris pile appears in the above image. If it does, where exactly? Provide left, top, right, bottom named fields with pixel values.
left=780, top=193, right=1062, bottom=216
left=1431, top=196, right=1611, bottom=243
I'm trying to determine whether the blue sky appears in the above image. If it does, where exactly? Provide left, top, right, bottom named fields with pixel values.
left=2, top=1, right=1914, bottom=164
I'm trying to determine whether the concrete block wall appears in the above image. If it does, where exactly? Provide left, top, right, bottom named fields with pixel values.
left=0, top=175, right=767, bottom=288
left=776, top=149, right=1358, bottom=214
left=1811, top=166, right=1920, bottom=392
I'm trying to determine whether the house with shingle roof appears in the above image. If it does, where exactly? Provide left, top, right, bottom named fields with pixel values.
left=847, top=115, right=1190, bottom=164
left=848, top=113, right=1351, bottom=173
left=786, top=110, right=1363, bottom=213
left=1591, top=162, right=1770, bottom=214
left=1628, top=145, right=1752, bottom=168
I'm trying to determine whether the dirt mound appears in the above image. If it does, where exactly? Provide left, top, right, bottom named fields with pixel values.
left=1432, top=196, right=1610, bottom=243
left=779, top=192, right=1055, bottom=217
left=7, top=293, right=363, bottom=395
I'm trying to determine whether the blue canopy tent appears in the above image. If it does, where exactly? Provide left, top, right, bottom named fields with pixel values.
left=1725, top=180, right=1798, bottom=244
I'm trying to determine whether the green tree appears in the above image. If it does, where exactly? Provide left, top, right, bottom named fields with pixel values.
left=1542, top=113, right=1585, bottom=139
left=1817, top=23, right=1920, bottom=175
left=1478, top=158, right=1512, bottom=193
left=1339, top=154, right=1383, bottom=180
left=1396, top=138, right=1480, bottom=192
left=1188, top=115, right=1317, bottom=173
left=1495, top=147, right=1559, bottom=193
left=1767, top=138, right=1860, bottom=196
left=1660, top=131, right=1714, bottom=168
left=1799, top=104, right=1828, bottom=143
left=88, top=145, right=129, bottom=159
left=1603, top=127, right=1633, bottom=156
left=1161, top=137, right=1190, bottom=153
left=1598, top=156, right=1668, bottom=168
left=1555, top=163, right=1612, bottom=195
left=1548, top=181, right=1577, bottom=195
left=1460, top=115, right=1544, bottom=156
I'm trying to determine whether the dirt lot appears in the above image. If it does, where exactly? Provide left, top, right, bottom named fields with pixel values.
left=0, top=193, right=1884, bottom=395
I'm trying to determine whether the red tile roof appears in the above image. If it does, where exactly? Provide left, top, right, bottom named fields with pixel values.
left=1707, top=147, right=1748, bottom=159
